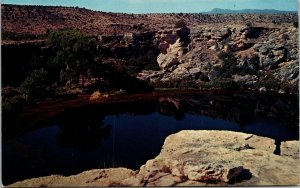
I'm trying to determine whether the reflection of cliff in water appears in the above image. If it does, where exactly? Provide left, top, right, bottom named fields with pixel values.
left=157, top=93, right=298, bottom=129
left=158, top=97, right=188, bottom=120
left=48, top=92, right=298, bottom=150
left=54, top=107, right=112, bottom=150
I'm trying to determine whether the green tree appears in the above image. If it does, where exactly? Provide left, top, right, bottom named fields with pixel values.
left=48, top=30, right=101, bottom=89
left=20, top=68, right=56, bottom=100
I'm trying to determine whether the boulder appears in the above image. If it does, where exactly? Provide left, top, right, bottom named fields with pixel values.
left=281, top=141, right=299, bottom=159
left=171, top=67, right=189, bottom=78
left=158, top=42, right=170, bottom=54
left=259, top=46, right=269, bottom=55
left=157, top=53, right=178, bottom=69
left=189, top=68, right=201, bottom=76
left=252, top=43, right=262, bottom=52
left=219, top=28, right=231, bottom=38
left=209, top=44, right=217, bottom=50
left=232, top=74, right=258, bottom=85
left=259, top=87, right=267, bottom=92
left=156, top=28, right=190, bottom=70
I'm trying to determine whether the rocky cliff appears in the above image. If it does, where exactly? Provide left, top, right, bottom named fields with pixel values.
left=2, top=4, right=299, bottom=93
left=137, top=24, right=298, bottom=92
left=8, top=130, right=299, bottom=187
left=93, top=22, right=298, bottom=93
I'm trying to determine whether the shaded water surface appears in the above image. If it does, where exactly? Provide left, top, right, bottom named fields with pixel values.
left=2, top=92, right=299, bottom=185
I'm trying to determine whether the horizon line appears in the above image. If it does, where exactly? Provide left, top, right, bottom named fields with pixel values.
left=2, top=3, right=298, bottom=14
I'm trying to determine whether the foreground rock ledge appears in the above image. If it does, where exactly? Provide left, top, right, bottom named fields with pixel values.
left=9, top=130, right=299, bottom=187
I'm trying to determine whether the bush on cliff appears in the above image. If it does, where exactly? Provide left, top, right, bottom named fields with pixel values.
left=218, top=52, right=258, bottom=78
left=124, top=50, right=160, bottom=76
left=208, top=78, right=238, bottom=90
left=174, top=19, right=187, bottom=28
left=293, top=21, right=298, bottom=28
left=254, top=73, right=281, bottom=91
left=218, top=52, right=239, bottom=78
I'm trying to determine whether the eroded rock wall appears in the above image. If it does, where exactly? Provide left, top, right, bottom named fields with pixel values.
left=137, top=24, right=298, bottom=93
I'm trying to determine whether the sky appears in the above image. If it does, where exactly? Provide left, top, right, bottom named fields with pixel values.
left=2, top=0, right=299, bottom=13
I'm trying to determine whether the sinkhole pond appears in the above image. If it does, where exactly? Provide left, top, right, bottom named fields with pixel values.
left=2, top=92, right=299, bottom=185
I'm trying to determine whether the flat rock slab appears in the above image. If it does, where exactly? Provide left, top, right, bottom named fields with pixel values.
left=8, top=168, right=136, bottom=187
left=138, top=130, right=299, bottom=186
left=281, top=140, right=299, bottom=159
left=8, top=130, right=299, bottom=187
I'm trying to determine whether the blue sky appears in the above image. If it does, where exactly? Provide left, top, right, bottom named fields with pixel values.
left=2, top=0, right=298, bottom=13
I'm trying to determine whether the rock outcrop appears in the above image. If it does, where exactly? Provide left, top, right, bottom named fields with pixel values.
left=9, top=130, right=299, bottom=187
left=8, top=168, right=136, bottom=187
left=2, top=4, right=298, bottom=93
left=156, top=27, right=190, bottom=69
left=137, top=24, right=298, bottom=92
left=281, top=141, right=299, bottom=159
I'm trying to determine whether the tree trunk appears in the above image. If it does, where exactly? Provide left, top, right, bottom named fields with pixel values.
left=81, top=75, right=85, bottom=90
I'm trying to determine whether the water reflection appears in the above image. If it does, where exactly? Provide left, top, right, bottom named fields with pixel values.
left=158, top=97, right=187, bottom=120
left=50, top=93, right=298, bottom=150
left=156, top=93, right=298, bottom=130
left=56, top=124, right=111, bottom=150
left=2, top=92, right=299, bottom=185
left=53, top=108, right=112, bottom=150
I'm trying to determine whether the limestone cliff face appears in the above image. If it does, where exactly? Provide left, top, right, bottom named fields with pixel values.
left=9, top=130, right=299, bottom=187
left=156, top=27, right=190, bottom=69
left=137, top=24, right=298, bottom=93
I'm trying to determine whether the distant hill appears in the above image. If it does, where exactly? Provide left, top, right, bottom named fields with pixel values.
left=1, top=4, right=298, bottom=39
left=207, top=8, right=297, bottom=14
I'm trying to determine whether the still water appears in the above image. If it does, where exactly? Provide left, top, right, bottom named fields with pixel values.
left=2, top=92, right=299, bottom=185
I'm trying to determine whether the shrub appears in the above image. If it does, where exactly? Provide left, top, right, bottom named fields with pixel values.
left=174, top=19, right=187, bottom=28
left=281, top=34, right=290, bottom=40
left=89, top=91, right=107, bottom=100
left=218, top=52, right=238, bottom=78
left=199, top=74, right=210, bottom=82
left=218, top=52, right=258, bottom=77
left=293, top=21, right=298, bottom=28
left=2, top=93, right=27, bottom=113
left=20, top=68, right=56, bottom=100
left=254, top=74, right=281, bottom=91
left=124, top=50, right=160, bottom=76
left=245, top=22, right=252, bottom=28
left=211, top=78, right=238, bottom=90
left=200, top=78, right=238, bottom=90
left=280, top=82, right=298, bottom=94
left=221, top=36, right=232, bottom=46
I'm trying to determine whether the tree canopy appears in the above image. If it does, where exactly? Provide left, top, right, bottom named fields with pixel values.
left=48, top=30, right=101, bottom=88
